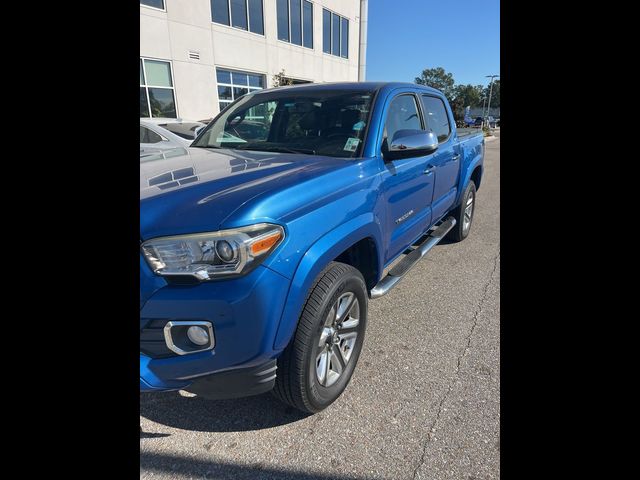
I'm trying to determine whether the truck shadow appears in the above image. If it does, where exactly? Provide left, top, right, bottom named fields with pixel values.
left=140, top=391, right=311, bottom=433
left=140, top=451, right=375, bottom=480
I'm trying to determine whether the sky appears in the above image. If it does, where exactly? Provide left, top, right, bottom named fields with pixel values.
left=365, top=0, right=500, bottom=88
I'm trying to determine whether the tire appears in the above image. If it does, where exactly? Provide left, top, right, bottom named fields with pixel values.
left=447, top=181, right=477, bottom=242
left=272, top=261, right=368, bottom=413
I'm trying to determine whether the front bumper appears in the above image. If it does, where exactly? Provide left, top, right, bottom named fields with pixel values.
left=139, top=264, right=290, bottom=396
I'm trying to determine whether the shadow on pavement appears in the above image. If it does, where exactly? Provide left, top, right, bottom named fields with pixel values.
left=140, top=391, right=310, bottom=433
left=140, top=431, right=171, bottom=439
left=140, top=451, right=374, bottom=480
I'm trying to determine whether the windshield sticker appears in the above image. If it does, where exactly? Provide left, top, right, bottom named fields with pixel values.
left=344, top=137, right=361, bottom=152
left=352, top=121, right=365, bottom=131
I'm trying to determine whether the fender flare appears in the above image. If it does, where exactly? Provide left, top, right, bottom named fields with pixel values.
left=273, top=213, right=383, bottom=350
left=457, top=156, right=483, bottom=205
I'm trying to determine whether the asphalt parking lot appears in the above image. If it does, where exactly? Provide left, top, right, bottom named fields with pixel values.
left=140, top=133, right=500, bottom=479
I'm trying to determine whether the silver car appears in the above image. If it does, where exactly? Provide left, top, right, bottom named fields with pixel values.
left=140, top=118, right=206, bottom=156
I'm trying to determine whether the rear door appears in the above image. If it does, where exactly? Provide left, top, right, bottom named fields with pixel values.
left=379, top=93, right=435, bottom=263
left=419, top=94, right=460, bottom=221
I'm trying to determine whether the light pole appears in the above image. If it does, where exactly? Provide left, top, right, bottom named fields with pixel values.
left=485, top=74, right=499, bottom=128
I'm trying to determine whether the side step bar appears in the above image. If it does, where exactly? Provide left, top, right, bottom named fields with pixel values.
left=369, top=217, right=456, bottom=299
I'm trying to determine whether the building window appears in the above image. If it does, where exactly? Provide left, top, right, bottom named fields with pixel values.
left=140, top=0, right=164, bottom=10
left=211, top=0, right=264, bottom=35
left=302, top=1, right=313, bottom=49
left=277, top=0, right=313, bottom=48
left=216, top=68, right=265, bottom=113
left=322, top=9, right=348, bottom=58
left=140, top=58, right=177, bottom=118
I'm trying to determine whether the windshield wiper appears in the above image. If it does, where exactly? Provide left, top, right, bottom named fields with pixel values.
left=235, top=145, right=316, bottom=155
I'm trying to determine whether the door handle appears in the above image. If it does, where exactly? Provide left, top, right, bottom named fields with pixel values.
left=442, top=154, right=460, bottom=165
left=424, top=165, right=435, bottom=175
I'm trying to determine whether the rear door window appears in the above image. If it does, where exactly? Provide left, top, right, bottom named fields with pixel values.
left=420, top=95, right=451, bottom=143
left=140, top=126, right=164, bottom=144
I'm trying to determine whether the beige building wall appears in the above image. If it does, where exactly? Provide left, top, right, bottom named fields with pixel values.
left=140, top=0, right=364, bottom=120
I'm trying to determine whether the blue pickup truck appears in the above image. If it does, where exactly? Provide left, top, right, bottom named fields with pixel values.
left=140, top=82, right=484, bottom=413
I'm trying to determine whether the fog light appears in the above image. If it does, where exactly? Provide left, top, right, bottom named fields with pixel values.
left=187, top=326, right=210, bottom=346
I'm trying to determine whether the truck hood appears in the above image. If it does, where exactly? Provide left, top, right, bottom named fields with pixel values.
left=140, top=147, right=352, bottom=240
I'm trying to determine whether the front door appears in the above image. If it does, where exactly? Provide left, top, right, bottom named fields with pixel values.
left=379, top=93, right=435, bottom=263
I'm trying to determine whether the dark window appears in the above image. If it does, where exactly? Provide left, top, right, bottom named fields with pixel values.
left=323, top=10, right=349, bottom=58
left=233, top=72, right=248, bottom=85
left=278, top=0, right=312, bottom=48
left=277, top=0, right=289, bottom=41
left=216, top=69, right=231, bottom=84
left=140, top=88, right=150, bottom=117
left=248, top=0, right=264, bottom=34
left=233, top=87, right=249, bottom=99
left=322, top=9, right=331, bottom=53
left=248, top=74, right=264, bottom=87
left=218, top=86, right=232, bottom=100
left=148, top=88, right=177, bottom=118
left=331, top=14, right=340, bottom=56
left=384, top=95, right=423, bottom=146
left=420, top=95, right=451, bottom=142
left=230, top=0, right=247, bottom=29
left=140, top=0, right=164, bottom=9
left=140, top=126, right=163, bottom=144
left=302, top=1, right=313, bottom=48
left=212, top=0, right=263, bottom=34
left=340, top=17, right=349, bottom=58
left=211, top=0, right=230, bottom=25
left=290, top=0, right=302, bottom=45
left=216, top=68, right=265, bottom=112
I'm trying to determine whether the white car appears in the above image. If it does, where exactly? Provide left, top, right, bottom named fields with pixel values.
left=140, top=118, right=206, bottom=156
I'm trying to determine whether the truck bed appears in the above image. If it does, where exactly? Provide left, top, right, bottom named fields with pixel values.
left=456, top=127, right=485, bottom=140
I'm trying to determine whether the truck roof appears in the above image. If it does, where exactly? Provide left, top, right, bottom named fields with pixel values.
left=256, top=81, right=444, bottom=96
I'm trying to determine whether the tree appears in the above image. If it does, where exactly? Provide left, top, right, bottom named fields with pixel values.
left=414, top=67, right=455, bottom=99
left=453, top=84, right=484, bottom=110
left=272, top=69, right=294, bottom=88
left=446, top=84, right=483, bottom=124
left=483, top=79, right=500, bottom=108
left=448, top=96, right=465, bottom=126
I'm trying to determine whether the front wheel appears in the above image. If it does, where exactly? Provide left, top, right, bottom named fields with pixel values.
left=447, top=181, right=477, bottom=242
left=272, top=262, right=368, bottom=413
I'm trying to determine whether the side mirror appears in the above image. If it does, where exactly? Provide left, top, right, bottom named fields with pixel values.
left=385, top=130, right=438, bottom=160
left=194, top=126, right=205, bottom=137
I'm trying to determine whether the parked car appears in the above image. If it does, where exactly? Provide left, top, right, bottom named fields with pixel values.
left=140, top=118, right=206, bottom=155
left=470, top=116, right=497, bottom=128
left=140, top=82, right=485, bottom=413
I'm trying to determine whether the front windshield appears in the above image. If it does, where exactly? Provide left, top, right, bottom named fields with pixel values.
left=192, top=88, right=376, bottom=158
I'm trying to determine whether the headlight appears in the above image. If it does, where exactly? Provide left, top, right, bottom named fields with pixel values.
left=141, top=223, right=284, bottom=280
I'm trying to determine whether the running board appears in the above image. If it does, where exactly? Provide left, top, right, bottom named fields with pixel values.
left=369, top=217, right=456, bottom=299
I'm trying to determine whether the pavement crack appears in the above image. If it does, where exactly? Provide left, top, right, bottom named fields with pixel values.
left=412, top=249, right=500, bottom=479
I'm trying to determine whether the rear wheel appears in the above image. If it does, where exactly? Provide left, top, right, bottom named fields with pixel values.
left=272, top=262, right=368, bottom=413
left=448, top=181, right=476, bottom=242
